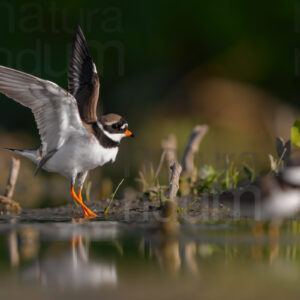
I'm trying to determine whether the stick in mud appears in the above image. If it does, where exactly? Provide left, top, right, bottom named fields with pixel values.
left=160, top=162, right=182, bottom=235
left=4, top=157, right=20, bottom=198
left=0, top=157, right=21, bottom=214
left=168, top=161, right=182, bottom=202
left=181, top=125, right=208, bottom=176
left=161, top=134, right=177, bottom=178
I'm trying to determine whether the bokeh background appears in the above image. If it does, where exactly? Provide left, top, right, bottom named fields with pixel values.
left=0, top=0, right=298, bottom=207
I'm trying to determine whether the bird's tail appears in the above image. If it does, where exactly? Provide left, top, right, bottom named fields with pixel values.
left=3, top=148, right=39, bottom=164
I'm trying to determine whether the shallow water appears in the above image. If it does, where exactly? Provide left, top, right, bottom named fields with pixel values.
left=1, top=209, right=300, bottom=300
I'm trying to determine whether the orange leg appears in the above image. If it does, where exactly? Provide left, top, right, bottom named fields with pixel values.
left=78, top=189, right=98, bottom=218
left=70, top=186, right=98, bottom=218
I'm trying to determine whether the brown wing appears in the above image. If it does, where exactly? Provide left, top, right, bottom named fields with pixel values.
left=68, top=25, right=99, bottom=123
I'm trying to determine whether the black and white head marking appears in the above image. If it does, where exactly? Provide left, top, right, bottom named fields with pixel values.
left=98, top=114, right=129, bottom=142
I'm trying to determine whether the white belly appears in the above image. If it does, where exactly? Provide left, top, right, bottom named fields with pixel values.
left=43, top=135, right=119, bottom=179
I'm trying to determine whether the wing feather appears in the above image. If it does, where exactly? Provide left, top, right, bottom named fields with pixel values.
left=68, top=25, right=99, bottom=123
left=0, top=65, right=86, bottom=154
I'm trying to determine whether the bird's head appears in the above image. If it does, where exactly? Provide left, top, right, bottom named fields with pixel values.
left=98, top=113, right=134, bottom=142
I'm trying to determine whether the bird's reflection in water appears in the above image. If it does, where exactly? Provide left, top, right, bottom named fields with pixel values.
left=21, top=237, right=118, bottom=289
left=6, top=218, right=300, bottom=293
left=8, top=220, right=118, bottom=289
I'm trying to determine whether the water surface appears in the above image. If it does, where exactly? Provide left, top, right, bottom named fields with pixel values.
left=0, top=209, right=300, bottom=300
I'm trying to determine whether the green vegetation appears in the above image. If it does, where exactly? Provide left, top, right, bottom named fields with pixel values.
left=292, top=119, right=300, bottom=147
left=136, top=125, right=296, bottom=209
left=136, top=129, right=258, bottom=202
left=104, top=178, right=125, bottom=216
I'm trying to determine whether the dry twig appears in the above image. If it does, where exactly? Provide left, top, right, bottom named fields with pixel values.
left=0, top=157, right=21, bottom=214
left=159, top=162, right=182, bottom=235
left=4, top=157, right=20, bottom=198
left=168, top=162, right=182, bottom=201
left=181, top=125, right=208, bottom=176
left=161, top=134, right=177, bottom=177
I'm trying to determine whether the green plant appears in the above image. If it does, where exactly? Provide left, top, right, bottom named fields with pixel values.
left=269, top=137, right=291, bottom=173
left=104, top=178, right=124, bottom=216
left=135, top=151, right=169, bottom=203
left=196, top=165, right=223, bottom=193
left=194, top=158, right=256, bottom=194
left=291, top=119, right=300, bottom=147
left=243, top=163, right=256, bottom=182
left=223, top=161, right=240, bottom=190
left=83, top=178, right=92, bottom=202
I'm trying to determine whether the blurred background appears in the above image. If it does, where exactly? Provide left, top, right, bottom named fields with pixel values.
left=0, top=0, right=298, bottom=207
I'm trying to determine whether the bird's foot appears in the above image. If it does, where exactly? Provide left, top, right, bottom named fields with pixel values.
left=71, top=186, right=98, bottom=218
left=82, top=204, right=98, bottom=218
left=78, top=189, right=98, bottom=218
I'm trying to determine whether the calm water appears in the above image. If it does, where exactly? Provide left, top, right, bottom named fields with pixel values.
left=1, top=214, right=300, bottom=300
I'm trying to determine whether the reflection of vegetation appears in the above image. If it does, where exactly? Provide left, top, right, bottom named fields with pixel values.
left=4, top=220, right=300, bottom=286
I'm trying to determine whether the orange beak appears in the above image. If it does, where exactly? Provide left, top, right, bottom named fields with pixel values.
left=125, top=129, right=134, bottom=137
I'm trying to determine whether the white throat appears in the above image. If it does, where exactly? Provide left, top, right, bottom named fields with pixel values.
left=98, top=122, right=126, bottom=142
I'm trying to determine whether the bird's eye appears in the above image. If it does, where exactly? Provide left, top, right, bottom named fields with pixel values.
left=112, top=123, right=122, bottom=130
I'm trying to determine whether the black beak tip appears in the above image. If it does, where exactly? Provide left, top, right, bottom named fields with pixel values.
left=131, top=133, right=135, bottom=138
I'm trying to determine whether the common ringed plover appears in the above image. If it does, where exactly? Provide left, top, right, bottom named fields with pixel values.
left=0, top=25, right=134, bottom=218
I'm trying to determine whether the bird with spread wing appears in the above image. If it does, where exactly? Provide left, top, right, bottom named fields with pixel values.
left=0, top=25, right=134, bottom=218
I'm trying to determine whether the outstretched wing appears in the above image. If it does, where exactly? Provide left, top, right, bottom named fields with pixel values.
left=68, top=25, right=99, bottom=123
left=0, top=65, right=86, bottom=155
